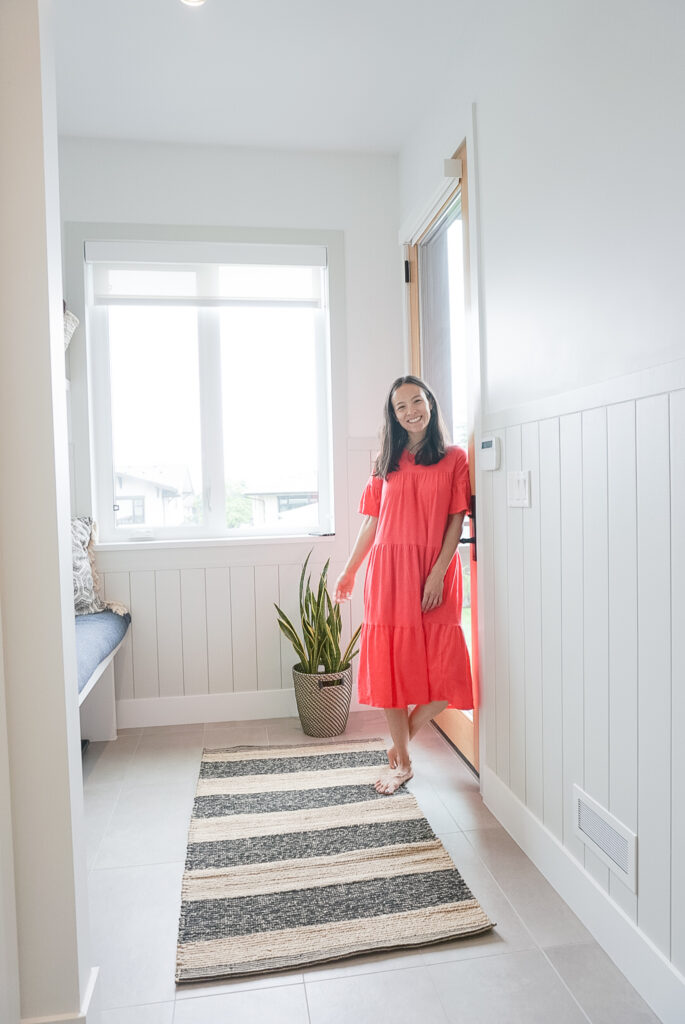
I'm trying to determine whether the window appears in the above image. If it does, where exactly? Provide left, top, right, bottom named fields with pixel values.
left=114, top=496, right=146, bottom=525
left=85, top=240, right=334, bottom=542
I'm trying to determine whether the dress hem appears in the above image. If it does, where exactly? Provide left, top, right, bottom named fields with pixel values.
left=357, top=698, right=475, bottom=711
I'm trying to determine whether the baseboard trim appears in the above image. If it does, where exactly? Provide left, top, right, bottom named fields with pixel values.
left=21, top=967, right=99, bottom=1024
left=116, top=689, right=298, bottom=728
left=481, top=765, right=685, bottom=1024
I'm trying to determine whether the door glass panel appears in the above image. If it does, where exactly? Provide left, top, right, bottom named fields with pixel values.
left=446, top=214, right=468, bottom=450
left=420, top=191, right=475, bottom=724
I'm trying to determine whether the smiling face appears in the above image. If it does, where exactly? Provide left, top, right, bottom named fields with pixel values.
left=391, top=382, right=432, bottom=444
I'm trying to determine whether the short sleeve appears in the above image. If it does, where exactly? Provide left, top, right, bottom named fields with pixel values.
left=449, top=450, right=471, bottom=515
left=358, top=474, right=382, bottom=517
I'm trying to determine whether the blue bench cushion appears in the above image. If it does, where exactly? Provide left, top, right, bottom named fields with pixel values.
left=75, top=610, right=131, bottom=694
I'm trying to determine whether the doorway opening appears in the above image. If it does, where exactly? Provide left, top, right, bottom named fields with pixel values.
left=404, top=141, right=480, bottom=772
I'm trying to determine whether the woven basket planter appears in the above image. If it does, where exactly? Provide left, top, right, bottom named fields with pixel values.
left=292, top=665, right=353, bottom=738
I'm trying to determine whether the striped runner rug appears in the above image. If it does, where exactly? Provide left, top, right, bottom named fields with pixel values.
left=175, top=738, right=495, bottom=982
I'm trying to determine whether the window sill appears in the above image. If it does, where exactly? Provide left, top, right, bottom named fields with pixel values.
left=94, top=533, right=336, bottom=553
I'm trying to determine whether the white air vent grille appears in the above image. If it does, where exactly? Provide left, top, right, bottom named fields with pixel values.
left=572, top=785, right=637, bottom=892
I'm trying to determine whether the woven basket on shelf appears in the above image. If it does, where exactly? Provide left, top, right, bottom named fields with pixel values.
left=292, top=665, right=353, bottom=737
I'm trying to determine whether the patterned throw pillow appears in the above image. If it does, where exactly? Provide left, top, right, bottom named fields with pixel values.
left=71, top=516, right=128, bottom=616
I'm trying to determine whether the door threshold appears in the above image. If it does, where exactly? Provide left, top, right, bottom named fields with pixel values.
left=431, top=720, right=479, bottom=780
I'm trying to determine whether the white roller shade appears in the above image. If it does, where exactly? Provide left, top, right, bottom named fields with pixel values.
left=84, top=239, right=328, bottom=267
left=86, top=241, right=326, bottom=307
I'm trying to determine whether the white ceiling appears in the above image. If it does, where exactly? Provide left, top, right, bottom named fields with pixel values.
left=55, top=0, right=463, bottom=153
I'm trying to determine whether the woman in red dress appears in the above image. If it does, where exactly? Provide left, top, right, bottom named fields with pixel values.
left=335, top=375, right=473, bottom=794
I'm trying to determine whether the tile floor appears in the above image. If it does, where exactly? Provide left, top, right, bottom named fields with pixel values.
left=82, top=711, right=661, bottom=1023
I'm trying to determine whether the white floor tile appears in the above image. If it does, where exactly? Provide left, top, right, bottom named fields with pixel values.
left=464, top=828, right=594, bottom=948
left=203, top=724, right=269, bottom=748
left=173, top=983, right=310, bottom=1023
left=122, top=733, right=204, bottom=787
left=403, top=777, right=462, bottom=833
left=267, top=723, right=343, bottom=746
left=306, top=964, right=450, bottom=1024
left=88, top=862, right=183, bottom=1009
left=431, top=779, right=502, bottom=830
left=428, top=948, right=588, bottom=1023
left=94, top=781, right=196, bottom=869
left=100, top=1002, right=175, bottom=1024
left=82, top=735, right=140, bottom=788
left=138, top=723, right=205, bottom=736
left=83, top=783, right=121, bottom=869
left=545, top=942, right=662, bottom=1023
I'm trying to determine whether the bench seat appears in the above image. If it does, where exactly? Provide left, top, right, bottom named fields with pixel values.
left=76, top=610, right=131, bottom=740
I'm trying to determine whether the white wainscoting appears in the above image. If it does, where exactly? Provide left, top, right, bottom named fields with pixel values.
left=478, top=362, right=685, bottom=1016
left=99, top=440, right=377, bottom=727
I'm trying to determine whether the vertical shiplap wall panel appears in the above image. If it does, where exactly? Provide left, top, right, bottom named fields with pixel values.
left=492, top=429, right=510, bottom=784
left=128, top=571, right=159, bottom=699
left=155, top=570, right=183, bottom=698
left=670, top=389, right=685, bottom=972
left=180, top=568, right=208, bottom=695
left=205, top=567, right=233, bottom=694
left=522, top=422, right=543, bottom=819
left=539, top=418, right=563, bottom=841
left=347, top=449, right=373, bottom=542
left=278, top=562, right=302, bottom=688
left=102, top=571, right=133, bottom=701
left=506, top=426, right=525, bottom=802
left=581, top=408, right=610, bottom=890
left=255, top=564, right=281, bottom=690
left=230, top=566, right=258, bottom=692
left=328, top=557, right=355, bottom=658
left=636, top=395, right=672, bottom=956
left=559, top=414, right=585, bottom=862
left=347, top=449, right=373, bottom=653
left=607, top=401, right=638, bottom=921
left=480, top=468, right=497, bottom=771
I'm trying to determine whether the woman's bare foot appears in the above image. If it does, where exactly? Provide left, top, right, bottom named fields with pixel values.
left=374, top=764, right=413, bottom=795
left=387, top=745, right=398, bottom=768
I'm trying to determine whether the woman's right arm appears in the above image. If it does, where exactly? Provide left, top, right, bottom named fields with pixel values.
left=334, top=515, right=378, bottom=602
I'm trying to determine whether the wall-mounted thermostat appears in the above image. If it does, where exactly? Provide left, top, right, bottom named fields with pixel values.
left=480, top=435, right=500, bottom=471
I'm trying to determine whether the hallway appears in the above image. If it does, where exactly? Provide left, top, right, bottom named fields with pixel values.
left=84, top=712, right=659, bottom=1023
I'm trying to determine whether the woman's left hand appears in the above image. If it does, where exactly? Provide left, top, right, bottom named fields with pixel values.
left=421, top=567, right=445, bottom=612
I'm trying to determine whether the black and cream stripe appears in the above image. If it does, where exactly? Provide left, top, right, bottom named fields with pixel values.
left=176, top=738, right=495, bottom=982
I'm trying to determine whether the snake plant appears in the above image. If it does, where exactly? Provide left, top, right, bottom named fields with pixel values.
left=275, top=551, right=361, bottom=674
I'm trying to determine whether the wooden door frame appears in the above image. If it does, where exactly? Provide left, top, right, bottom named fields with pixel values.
left=404, top=139, right=481, bottom=773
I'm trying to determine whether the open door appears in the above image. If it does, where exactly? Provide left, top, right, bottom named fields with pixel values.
left=405, top=141, right=480, bottom=772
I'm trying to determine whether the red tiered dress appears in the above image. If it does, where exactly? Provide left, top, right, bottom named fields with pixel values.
left=356, top=446, right=473, bottom=710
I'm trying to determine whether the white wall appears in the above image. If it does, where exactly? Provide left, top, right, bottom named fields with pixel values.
left=58, top=140, right=402, bottom=722
left=399, top=0, right=685, bottom=414
left=0, top=2, right=95, bottom=1020
left=398, top=2, right=685, bottom=1020
left=0, top=601, right=19, bottom=1024
left=59, top=139, right=402, bottom=435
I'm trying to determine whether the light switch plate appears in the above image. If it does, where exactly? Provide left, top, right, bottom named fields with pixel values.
left=507, top=470, right=531, bottom=507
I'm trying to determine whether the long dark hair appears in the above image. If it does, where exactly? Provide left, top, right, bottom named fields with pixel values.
left=373, top=375, right=449, bottom=478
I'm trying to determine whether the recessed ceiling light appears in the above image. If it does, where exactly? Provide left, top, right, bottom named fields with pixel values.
left=180, top=0, right=207, bottom=6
